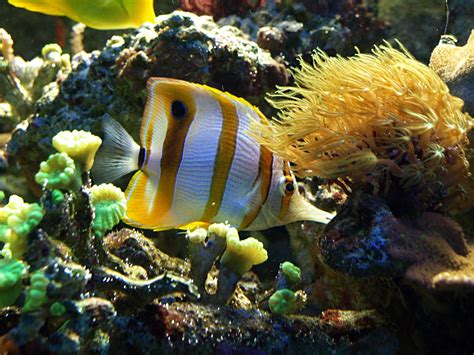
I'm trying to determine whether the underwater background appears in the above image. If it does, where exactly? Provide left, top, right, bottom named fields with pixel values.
left=0, top=0, right=473, bottom=353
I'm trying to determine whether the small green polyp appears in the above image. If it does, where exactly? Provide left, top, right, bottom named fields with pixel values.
left=90, top=183, right=127, bottom=237
left=268, top=288, right=297, bottom=315
left=0, top=258, right=27, bottom=307
left=35, top=152, right=82, bottom=191
left=281, top=261, right=301, bottom=285
left=50, top=301, right=66, bottom=316
left=23, top=271, right=49, bottom=312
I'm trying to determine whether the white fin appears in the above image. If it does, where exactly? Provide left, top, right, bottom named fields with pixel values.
left=92, top=119, right=141, bottom=183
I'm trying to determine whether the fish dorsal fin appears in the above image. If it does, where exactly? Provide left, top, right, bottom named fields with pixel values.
left=91, top=118, right=140, bottom=184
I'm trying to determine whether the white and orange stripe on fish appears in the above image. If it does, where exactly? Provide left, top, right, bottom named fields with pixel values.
left=92, top=78, right=333, bottom=231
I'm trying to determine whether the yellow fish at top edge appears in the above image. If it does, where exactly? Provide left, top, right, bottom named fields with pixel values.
left=92, top=77, right=334, bottom=231
left=7, top=0, right=156, bottom=30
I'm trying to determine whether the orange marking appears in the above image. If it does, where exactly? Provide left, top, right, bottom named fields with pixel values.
left=278, top=162, right=294, bottom=221
left=200, top=92, right=239, bottom=222
left=151, top=82, right=197, bottom=219
left=239, top=147, right=273, bottom=229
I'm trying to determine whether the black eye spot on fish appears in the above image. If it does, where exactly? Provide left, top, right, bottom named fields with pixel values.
left=171, top=100, right=188, bottom=119
left=138, top=147, right=146, bottom=168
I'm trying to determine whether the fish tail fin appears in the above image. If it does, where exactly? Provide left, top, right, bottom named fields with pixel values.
left=123, top=0, right=156, bottom=25
left=92, top=118, right=141, bottom=184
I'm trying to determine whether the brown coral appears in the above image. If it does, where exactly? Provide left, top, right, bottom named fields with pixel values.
left=254, top=43, right=473, bottom=203
left=429, top=31, right=474, bottom=116
left=180, top=0, right=266, bottom=20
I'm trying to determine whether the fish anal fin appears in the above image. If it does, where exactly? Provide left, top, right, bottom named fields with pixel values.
left=124, top=171, right=163, bottom=228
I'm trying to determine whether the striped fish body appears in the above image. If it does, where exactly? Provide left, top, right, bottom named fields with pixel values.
left=93, top=78, right=333, bottom=231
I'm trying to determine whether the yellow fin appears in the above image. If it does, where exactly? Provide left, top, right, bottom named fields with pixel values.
left=8, top=0, right=65, bottom=16
left=123, top=171, right=163, bottom=229
left=173, top=221, right=211, bottom=231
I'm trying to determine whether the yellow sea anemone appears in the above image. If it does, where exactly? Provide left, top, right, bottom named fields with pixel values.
left=52, top=130, right=102, bottom=172
left=253, top=42, right=473, bottom=196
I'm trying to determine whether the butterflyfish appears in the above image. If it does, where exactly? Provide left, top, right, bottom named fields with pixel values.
left=7, top=0, right=155, bottom=30
left=92, top=77, right=334, bottom=231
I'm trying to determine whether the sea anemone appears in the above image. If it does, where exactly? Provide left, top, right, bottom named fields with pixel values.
left=253, top=43, right=473, bottom=201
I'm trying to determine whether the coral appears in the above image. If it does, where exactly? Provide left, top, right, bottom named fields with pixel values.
left=0, top=195, right=43, bottom=258
left=274, top=261, right=301, bottom=290
left=52, top=130, right=102, bottom=171
left=107, top=302, right=396, bottom=353
left=180, top=0, right=265, bottom=20
left=430, top=31, right=474, bottom=115
left=187, top=225, right=226, bottom=294
left=254, top=43, right=473, bottom=208
left=89, top=183, right=126, bottom=237
left=49, top=302, right=66, bottom=317
left=220, top=227, right=268, bottom=276
left=35, top=152, right=81, bottom=191
left=281, top=261, right=301, bottom=284
left=320, top=191, right=474, bottom=290
left=0, top=259, right=26, bottom=307
left=268, top=288, right=297, bottom=315
left=218, top=0, right=388, bottom=66
left=23, top=270, right=49, bottom=312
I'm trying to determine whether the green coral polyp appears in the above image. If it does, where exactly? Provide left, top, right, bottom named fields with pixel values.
left=268, top=289, right=297, bottom=315
left=0, top=195, right=44, bottom=259
left=35, top=152, right=82, bottom=191
left=0, top=258, right=27, bottom=307
left=52, top=130, right=102, bottom=172
left=90, top=183, right=127, bottom=237
left=23, top=271, right=49, bottom=312
left=281, top=261, right=301, bottom=285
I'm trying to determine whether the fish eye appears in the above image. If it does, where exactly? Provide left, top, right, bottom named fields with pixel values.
left=285, top=181, right=295, bottom=193
left=171, top=100, right=188, bottom=119
left=279, top=175, right=296, bottom=195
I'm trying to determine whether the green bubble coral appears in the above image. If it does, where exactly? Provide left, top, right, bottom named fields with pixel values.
left=52, top=130, right=102, bottom=172
left=0, top=258, right=27, bottom=307
left=90, top=183, right=126, bottom=237
left=281, top=261, right=301, bottom=285
left=35, top=152, right=82, bottom=191
left=0, top=195, right=44, bottom=259
left=51, top=189, right=65, bottom=204
left=268, top=288, right=297, bottom=315
left=23, top=271, right=49, bottom=312
left=220, top=227, right=268, bottom=276
left=50, top=301, right=66, bottom=316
